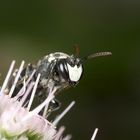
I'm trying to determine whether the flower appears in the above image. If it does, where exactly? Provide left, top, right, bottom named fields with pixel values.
left=0, top=61, right=73, bottom=140
left=0, top=60, right=98, bottom=140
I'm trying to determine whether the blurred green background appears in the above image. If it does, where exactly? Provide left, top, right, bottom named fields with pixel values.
left=0, top=0, right=140, bottom=139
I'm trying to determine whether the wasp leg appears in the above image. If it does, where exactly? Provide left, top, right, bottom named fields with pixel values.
left=45, top=98, right=61, bottom=118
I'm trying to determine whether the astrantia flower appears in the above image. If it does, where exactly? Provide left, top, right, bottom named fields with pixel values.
left=0, top=60, right=98, bottom=140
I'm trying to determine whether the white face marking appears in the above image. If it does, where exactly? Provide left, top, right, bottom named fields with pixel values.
left=67, top=63, right=83, bottom=82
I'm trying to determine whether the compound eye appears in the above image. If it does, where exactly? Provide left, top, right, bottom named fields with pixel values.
left=57, top=61, right=69, bottom=81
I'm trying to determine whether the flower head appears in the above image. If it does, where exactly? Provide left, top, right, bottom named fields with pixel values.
left=0, top=60, right=73, bottom=140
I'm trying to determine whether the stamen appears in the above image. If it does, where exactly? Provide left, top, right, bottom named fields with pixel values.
left=16, top=69, right=36, bottom=98
left=30, top=88, right=57, bottom=115
left=91, top=128, right=98, bottom=140
left=20, top=82, right=34, bottom=107
left=54, top=126, right=65, bottom=140
left=23, top=78, right=26, bottom=93
left=43, top=104, right=49, bottom=118
left=63, top=135, right=72, bottom=140
left=23, top=100, right=29, bottom=108
left=53, top=101, right=75, bottom=126
left=12, top=82, right=34, bottom=118
left=27, top=74, right=41, bottom=111
left=0, top=60, right=15, bottom=94
left=22, top=94, right=54, bottom=122
left=9, top=61, right=25, bottom=97
left=43, top=87, right=55, bottom=118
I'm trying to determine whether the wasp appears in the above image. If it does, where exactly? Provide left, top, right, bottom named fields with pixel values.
left=10, top=47, right=112, bottom=116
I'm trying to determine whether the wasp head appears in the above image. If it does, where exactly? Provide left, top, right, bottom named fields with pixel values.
left=54, top=56, right=83, bottom=87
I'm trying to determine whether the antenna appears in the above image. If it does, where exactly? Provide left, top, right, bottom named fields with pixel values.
left=83, top=51, right=112, bottom=61
left=73, top=44, right=80, bottom=57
